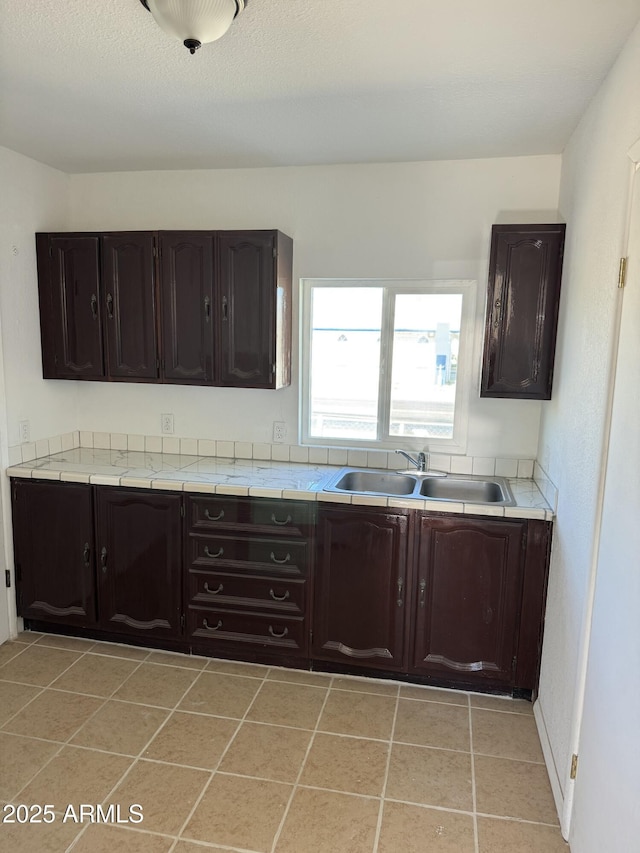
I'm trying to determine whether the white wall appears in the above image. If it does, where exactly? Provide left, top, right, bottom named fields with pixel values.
left=535, top=20, right=640, bottom=842
left=68, top=155, right=560, bottom=456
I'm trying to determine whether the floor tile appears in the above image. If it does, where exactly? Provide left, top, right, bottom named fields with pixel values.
left=184, top=773, right=292, bottom=850
left=179, top=671, right=261, bottom=718
left=472, top=708, right=544, bottom=762
left=206, top=658, right=269, bottom=678
left=2, top=689, right=103, bottom=741
left=71, top=824, right=174, bottom=853
left=108, top=759, right=210, bottom=836
left=267, top=667, right=333, bottom=687
left=0, top=680, right=42, bottom=727
left=50, top=654, right=139, bottom=697
left=331, top=676, right=399, bottom=696
left=174, top=842, right=230, bottom=853
left=18, top=745, right=132, bottom=810
left=0, top=645, right=81, bottom=687
left=146, top=650, right=208, bottom=670
left=71, top=700, right=169, bottom=755
left=114, top=663, right=199, bottom=708
left=143, top=711, right=238, bottom=769
left=477, top=816, right=569, bottom=851
left=475, top=755, right=559, bottom=824
left=0, top=732, right=60, bottom=799
left=246, top=681, right=328, bottom=729
left=0, top=816, right=82, bottom=853
left=0, top=641, right=28, bottom=667
left=299, top=732, right=389, bottom=796
left=219, top=721, right=312, bottom=782
left=470, top=693, right=534, bottom=715
left=14, top=631, right=44, bottom=644
left=88, top=642, right=150, bottom=661
left=399, top=684, right=469, bottom=705
left=386, top=742, right=473, bottom=810
left=34, top=634, right=96, bottom=652
left=275, top=787, right=379, bottom=853
left=318, top=690, right=396, bottom=740
left=394, top=698, right=471, bottom=751
left=377, top=801, right=476, bottom=853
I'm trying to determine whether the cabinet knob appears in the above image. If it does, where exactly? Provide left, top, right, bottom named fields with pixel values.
left=268, top=625, right=288, bottom=639
left=90, top=294, right=98, bottom=320
left=204, top=295, right=211, bottom=321
left=397, top=577, right=404, bottom=607
left=100, top=546, right=107, bottom=574
left=83, top=542, right=91, bottom=568
left=106, top=292, right=114, bottom=319
left=419, top=579, right=427, bottom=607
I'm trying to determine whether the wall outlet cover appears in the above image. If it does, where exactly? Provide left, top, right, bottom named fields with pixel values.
left=161, top=414, right=174, bottom=435
left=272, top=421, right=287, bottom=443
left=19, top=420, right=30, bottom=443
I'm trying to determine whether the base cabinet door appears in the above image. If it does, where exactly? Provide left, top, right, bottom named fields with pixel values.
left=12, top=480, right=97, bottom=627
left=313, top=506, right=411, bottom=671
left=412, top=516, right=525, bottom=686
left=96, top=488, right=182, bottom=639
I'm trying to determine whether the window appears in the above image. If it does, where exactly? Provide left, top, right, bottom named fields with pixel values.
left=300, top=279, right=476, bottom=452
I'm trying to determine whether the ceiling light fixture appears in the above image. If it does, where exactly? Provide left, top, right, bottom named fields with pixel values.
left=139, top=0, right=246, bottom=54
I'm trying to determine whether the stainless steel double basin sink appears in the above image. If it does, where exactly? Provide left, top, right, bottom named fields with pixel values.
left=323, top=467, right=515, bottom=506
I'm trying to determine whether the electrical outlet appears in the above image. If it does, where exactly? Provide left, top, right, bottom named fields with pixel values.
left=272, top=421, right=287, bottom=443
left=19, top=420, right=30, bottom=443
left=161, top=413, right=174, bottom=435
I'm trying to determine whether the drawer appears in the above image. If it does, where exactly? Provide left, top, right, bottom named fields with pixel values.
left=187, top=607, right=307, bottom=654
left=188, top=570, right=306, bottom=615
left=189, top=534, right=308, bottom=577
left=187, top=496, right=312, bottom=537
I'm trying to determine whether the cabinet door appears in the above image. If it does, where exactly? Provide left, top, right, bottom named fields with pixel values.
left=96, top=488, right=182, bottom=639
left=313, top=507, right=410, bottom=670
left=159, top=232, right=214, bottom=383
left=218, top=231, right=275, bottom=388
left=412, top=516, right=525, bottom=685
left=11, top=480, right=96, bottom=627
left=481, top=224, right=565, bottom=399
left=47, top=236, right=105, bottom=378
left=102, top=233, right=158, bottom=379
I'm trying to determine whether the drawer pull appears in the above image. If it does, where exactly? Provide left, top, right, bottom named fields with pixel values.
left=204, top=545, right=224, bottom=559
left=270, top=551, right=291, bottom=565
left=83, top=542, right=91, bottom=568
left=419, top=579, right=427, bottom=607
left=204, top=507, right=225, bottom=521
left=204, top=582, right=223, bottom=595
left=100, top=546, right=108, bottom=574
left=202, top=618, right=222, bottom=631
left=269, top=588, right=290, bottom=602
left=268, top=625, right=289, bottom=639
left=271, top=513, right=292, bottom=526
left=397, top=577, right=404, bottom=608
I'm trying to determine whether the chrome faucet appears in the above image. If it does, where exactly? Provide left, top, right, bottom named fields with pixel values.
left=395, top=449, right=427, bottom=472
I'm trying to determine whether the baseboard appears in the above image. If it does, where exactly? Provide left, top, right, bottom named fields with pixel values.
left=533, top=697, right=568, bottom=840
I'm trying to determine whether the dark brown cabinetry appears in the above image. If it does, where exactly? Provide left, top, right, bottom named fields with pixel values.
left=12, top=480, right=97, bottom=627
left=36, top=232, right=158, bottom=381
left=481, top=224, right=565, bottom=399
left=312, top=506, right=412, bottom=671
left=96, top=488, right=183, bottom=640
left=185, top=495, right=313, bottom=663
left=36, top=229, right=292, bottom=389
left=412, top=516, right=526, bottom=688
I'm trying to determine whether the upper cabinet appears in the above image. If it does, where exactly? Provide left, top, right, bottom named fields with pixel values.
left=36, top=228, right=293, bottom=390
left=481, top=224, right=565, bottom=400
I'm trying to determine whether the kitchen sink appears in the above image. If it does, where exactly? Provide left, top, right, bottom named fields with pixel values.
left=323, top=467, right=515, bottom=506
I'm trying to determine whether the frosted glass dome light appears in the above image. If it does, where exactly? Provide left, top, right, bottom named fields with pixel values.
left=142, top=0, right=245, bottom=54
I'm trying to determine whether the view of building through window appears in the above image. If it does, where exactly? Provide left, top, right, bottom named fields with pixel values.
left=308, top=285, right=463, bottom=443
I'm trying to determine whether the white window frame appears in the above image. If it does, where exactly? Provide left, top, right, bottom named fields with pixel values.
left=299, top=278, right=477, bottom=454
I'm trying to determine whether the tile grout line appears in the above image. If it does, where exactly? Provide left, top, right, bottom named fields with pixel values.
left=267, top=675, right=336, bottom=853
left=168, top=664, right=278, bottom=851
left=468, top=695, right=480, bottom=853
left=371, top=682, right=401, bottom=853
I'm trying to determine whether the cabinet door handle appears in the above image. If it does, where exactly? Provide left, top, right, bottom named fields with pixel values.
left=271, top=513, right=292, bottom=526
left=83, top=542, right=91, bottom=567
left=268, top=625, right=288, bottom=639
left=90, top=294, right=98, bottom=319
left=397, top=577, right=404, bottom=607
left=202, top=618, right=222, bottom=631
left=204, top=545, right=224, bottom=559
left=419, top=579, right=427, bottom=607
left=204, top=507, right=224, bottom=521
left=204, top=582, right=223, bottom=595
left=204, top=295, right=211, bottom=321
left=100, top=546, right=107, bottom=574
left=270, top=551, right=291, bottom=564
left=106, top=292, right=114, bottom=319
left=269, top=588, right=290, bottom=602
left=222, top=295, right=228, bottom=321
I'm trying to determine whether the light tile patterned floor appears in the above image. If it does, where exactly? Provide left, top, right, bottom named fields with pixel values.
left=0, top=632, right=570, bottom=852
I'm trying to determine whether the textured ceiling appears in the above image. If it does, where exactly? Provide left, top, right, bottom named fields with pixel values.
left=1, top=0, right=640, bottom=173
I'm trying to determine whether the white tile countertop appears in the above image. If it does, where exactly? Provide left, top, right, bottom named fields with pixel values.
left=6, top=449, right=554, bottom=521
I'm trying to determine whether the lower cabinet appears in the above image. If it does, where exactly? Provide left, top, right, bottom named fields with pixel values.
left=312, top=506, right=412, bottom=671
